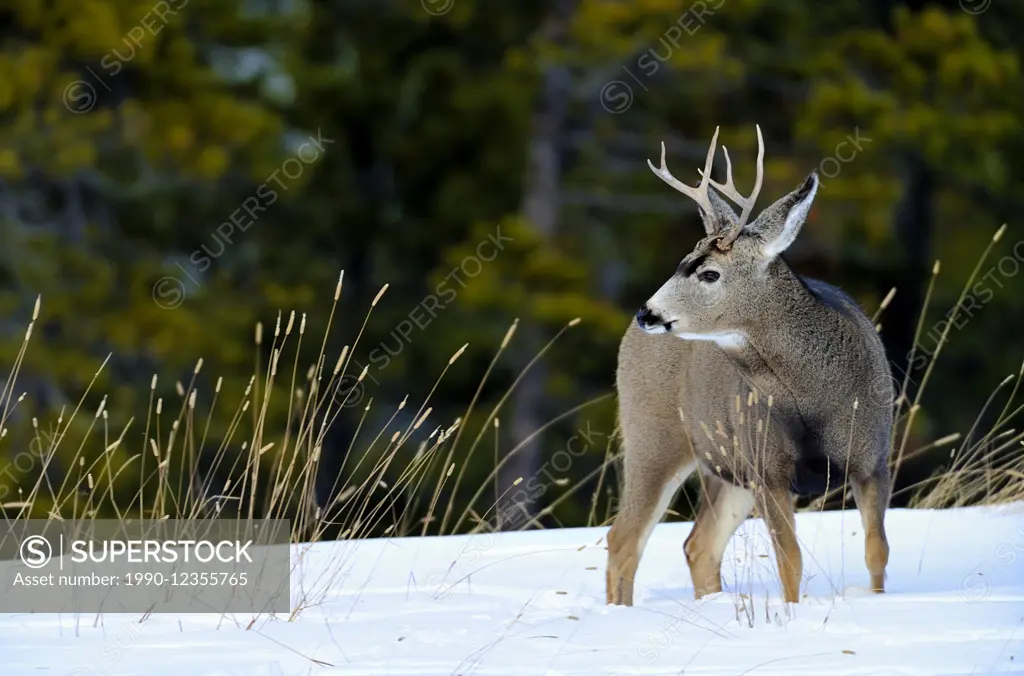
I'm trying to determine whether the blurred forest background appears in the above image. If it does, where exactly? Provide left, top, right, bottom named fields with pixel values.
left=0, top=0, right=1022, bottom=536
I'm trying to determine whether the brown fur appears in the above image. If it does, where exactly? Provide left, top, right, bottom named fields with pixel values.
left=607, top=132, right=892, bottom=606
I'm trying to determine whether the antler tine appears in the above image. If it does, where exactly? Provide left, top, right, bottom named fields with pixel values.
left=715, top=124, right=765, bottom=249
left=646, top=126, right=720, bottom=219
left=700, top=125, right=720, bottom=190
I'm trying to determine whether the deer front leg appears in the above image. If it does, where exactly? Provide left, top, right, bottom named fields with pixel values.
left=684, top=477, right=756, bottom=598
left=759, top=486, right=802, bottom=603
left=607, top=451, right=691, bottom=606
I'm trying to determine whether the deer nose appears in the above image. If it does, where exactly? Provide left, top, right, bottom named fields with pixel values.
left=636, top=305, right=658, bottom=329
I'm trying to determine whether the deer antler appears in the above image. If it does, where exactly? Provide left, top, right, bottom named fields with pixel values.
left=650, top=125, right=765, bottom=252
left=709, top=124, right=764, bottom=250
left=647, top=126, right=721, bottom=221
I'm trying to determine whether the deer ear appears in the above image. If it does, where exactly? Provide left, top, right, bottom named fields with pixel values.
left=748, top=172, right=818, bottom=258
left=697, top=186, right=739, bottom=235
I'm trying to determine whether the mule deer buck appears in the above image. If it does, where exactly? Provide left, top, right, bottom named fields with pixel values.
left=606, top=125, right=893, bottom=606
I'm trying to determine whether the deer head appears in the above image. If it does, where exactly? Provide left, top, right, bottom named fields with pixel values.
left=635, top=125, right=819, bottom=346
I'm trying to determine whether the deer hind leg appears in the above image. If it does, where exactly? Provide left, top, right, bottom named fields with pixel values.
left=684, top=476, right=756, bottom=598
left=851, top=464, right=891, bottom=593
left=606, top=433, right=692, bottom=606
left=759, top=486, right=802, bottom=603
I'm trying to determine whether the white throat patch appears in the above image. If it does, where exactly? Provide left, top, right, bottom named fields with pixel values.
left=674, top=331, right=747, bottom=349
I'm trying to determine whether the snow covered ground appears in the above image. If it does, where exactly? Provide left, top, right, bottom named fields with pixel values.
left=2, top=505, right=1022, bottom=675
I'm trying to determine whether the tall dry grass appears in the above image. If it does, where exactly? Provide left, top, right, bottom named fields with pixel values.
left=0, top=269, right=614, bottom=618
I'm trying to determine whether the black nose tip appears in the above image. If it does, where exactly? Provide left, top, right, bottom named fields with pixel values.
left=636, top=305, right=656, bottom=328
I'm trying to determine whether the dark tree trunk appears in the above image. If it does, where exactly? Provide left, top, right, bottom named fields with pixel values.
left=883, top=152, right=933, bottom=402
left=499, top=0, right=575, bottom=530
left=315, top=118, right=378, bottom=515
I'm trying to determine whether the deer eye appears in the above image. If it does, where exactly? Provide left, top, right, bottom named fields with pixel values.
left=697, top=270, right=720, bottom=284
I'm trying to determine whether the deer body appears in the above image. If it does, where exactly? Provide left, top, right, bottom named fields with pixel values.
left=606, top=127, right=892, bottom=606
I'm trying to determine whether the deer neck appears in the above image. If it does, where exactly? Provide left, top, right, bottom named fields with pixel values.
left=719, top=261, right=835, bottom=397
